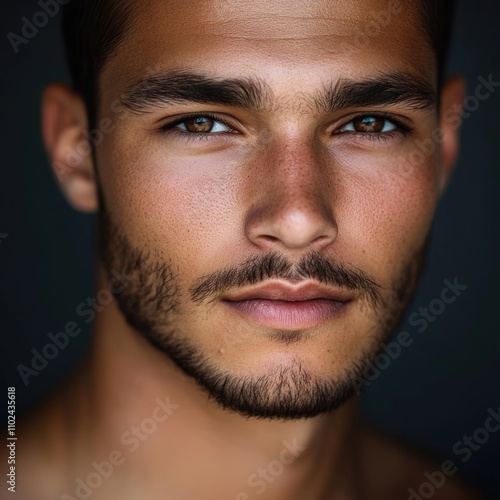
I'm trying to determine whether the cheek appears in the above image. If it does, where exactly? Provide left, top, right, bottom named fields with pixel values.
left=336, top=153, right=439, bottom=277
left=98, top=140, right=243, bottom=275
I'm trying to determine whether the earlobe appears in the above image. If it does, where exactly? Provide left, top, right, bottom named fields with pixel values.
left=42, top=83, right=98, bottom=213
left=438, top=75, right=467, bottom=194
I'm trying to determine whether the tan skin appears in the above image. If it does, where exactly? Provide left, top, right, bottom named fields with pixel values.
left=4, top=0, right=483, bottom=499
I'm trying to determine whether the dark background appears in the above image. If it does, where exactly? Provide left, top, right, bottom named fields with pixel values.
left=1, top=0, right=499, bottom=496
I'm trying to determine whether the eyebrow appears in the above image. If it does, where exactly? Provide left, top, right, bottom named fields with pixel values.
left=121, top=71, right=273, bottom=112
left=319, top=73, right=437, bottom=113
left=120, top=70, right=437, bottom=114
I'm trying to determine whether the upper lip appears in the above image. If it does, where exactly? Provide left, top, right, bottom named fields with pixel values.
left=223, top=281, right=352, bottom=302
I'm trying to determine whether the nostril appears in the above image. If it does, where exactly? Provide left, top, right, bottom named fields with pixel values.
left=312, top=233, right=336, bottom=246
left=261, top=235, right=280, bottom=244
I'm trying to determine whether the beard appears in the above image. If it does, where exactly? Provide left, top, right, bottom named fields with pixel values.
left=97, top=204, right=426, bottom=421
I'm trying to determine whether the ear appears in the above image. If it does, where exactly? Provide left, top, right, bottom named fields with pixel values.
left=42, top=83, right=98, bottom=213
left=438, top=75, right=467, bottom=194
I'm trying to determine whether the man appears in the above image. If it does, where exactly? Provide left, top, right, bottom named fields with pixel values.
left=9, top=0, right=483, bottom=498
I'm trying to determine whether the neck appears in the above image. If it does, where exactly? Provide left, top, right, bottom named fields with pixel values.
left=63, top=267, right=362, bottom=500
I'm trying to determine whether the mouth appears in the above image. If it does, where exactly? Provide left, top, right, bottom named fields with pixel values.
left=222, top=282, right=351, bottom=330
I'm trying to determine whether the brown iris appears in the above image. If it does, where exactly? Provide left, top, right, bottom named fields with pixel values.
left=352, top=116, right=385, bottom=133
left=184, top=116, right=215, bottom=133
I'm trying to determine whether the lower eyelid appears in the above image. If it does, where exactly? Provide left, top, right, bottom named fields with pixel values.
left=163, top=128, right=239, bottom=144
left=339, top=130, right=404, bottom=143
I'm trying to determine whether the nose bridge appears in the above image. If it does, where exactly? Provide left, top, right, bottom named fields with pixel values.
left=245, top=131, right=337, bottom=251
left=263, top=129, right=330, bottom=206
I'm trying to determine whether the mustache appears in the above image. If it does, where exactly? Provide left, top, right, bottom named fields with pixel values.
left=190, top=251, right=382, bottom=307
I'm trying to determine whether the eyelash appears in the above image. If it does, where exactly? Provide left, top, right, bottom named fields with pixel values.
left=157, top=113, right=236, bottom=143
left=156, top=112, right=414, bottom=143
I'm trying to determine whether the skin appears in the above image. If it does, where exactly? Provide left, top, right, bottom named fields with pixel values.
left=5, top=0, right=483, bottom=499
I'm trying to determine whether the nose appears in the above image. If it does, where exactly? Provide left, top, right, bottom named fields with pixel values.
left=245, top=137, right=338, bottom=253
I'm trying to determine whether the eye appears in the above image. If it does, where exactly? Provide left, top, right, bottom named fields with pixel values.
left=171, top=115, right=232, bottom=134
left=339, top=115, right=398, bottom=134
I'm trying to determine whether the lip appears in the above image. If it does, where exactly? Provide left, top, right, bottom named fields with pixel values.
left=223, top=282, right=351, bottom=329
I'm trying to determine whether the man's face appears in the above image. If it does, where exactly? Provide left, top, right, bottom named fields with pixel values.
left=96, top=0, right=441, bottom=418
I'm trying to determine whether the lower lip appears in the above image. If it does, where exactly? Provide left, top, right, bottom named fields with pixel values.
left=224, top=299, right=348, bottom=329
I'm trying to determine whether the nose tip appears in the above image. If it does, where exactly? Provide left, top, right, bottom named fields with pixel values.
left=246, top=202, right=338, bottom=252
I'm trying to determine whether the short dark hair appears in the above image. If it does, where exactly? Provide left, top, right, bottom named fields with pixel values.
left=62, top=0, right=133, bottom=128
left=422, top=0, right=457, bottom=87
left=62, top=0, right=456, bottom=128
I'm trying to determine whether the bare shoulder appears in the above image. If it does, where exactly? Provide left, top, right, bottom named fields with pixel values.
left=359, top=425, right=487, bottom=500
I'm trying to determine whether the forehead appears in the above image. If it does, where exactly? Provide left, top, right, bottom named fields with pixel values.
left=101, top=0, right=434, bottom=103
